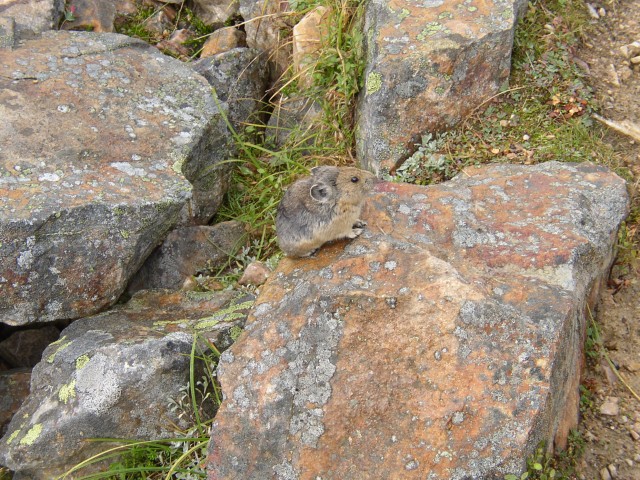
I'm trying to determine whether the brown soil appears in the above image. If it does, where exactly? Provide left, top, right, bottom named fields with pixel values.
left=575, top=0, right=640, bottom=478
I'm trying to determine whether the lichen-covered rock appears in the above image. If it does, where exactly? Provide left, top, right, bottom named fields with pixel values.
left=0, top=31, right=234, bottom=326
left=194, top=47, right=269, bottom=130
left=0, top=0, right=64, bottom=38
left=127, top=220, right=247, bottom=293
left=206, top=162, right=628, bottom=479
left=0, top=289, right=255, bottom=479
left=355, top=0, right=527, bottom=174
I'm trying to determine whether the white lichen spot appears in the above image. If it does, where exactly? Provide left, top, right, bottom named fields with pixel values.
left=110, top=162, right=146, bottom=177
left=19, top=424, right=43, bottom=446
left=38, top=172, right=61, bottom=182
left=57, top=104, right=71, bottom=113
left=384, top=260, right=397, bottom=271
left=76, top=354, right=122, bottom=414
left=58, top=379, right=76, bottom=404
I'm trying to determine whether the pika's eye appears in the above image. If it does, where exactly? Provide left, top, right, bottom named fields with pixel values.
left=351, top=176, right=359, bottom=183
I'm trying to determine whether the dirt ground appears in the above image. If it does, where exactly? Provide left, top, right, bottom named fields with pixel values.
left=574, top=0, right=640, bottom=478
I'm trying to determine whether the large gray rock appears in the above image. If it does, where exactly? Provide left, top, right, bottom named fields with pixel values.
left=0, top=0, right=64, bottom=38
left=194, top=47, right=269, bottom=131
left=0, top=31, right=234, bottom=326
left=207, top=162, right=628, bottom=479
left=0, top=289, right=254, bottom=479
left=355, top=0, right=527, bottom=174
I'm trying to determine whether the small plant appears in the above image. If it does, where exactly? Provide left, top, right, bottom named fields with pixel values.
left=385, top=133, right=459, bottom=185
left=60, top=335, right=225, bottom=479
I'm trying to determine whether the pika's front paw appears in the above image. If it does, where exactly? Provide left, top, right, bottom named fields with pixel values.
left=348, top=220, right=367, bottom=238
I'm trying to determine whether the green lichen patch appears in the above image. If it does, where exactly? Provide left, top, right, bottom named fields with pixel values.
left=195, top=300, right=254, bottom=330
left=152, top=319, right=184, bottom=328
left=19, top=424, right=43, bottom=446
left=398, top=8, right=410, bottom=20
left=46, top=339, right=72, bottom=364
left=230, top=325, right=243, bottom=341
left=76, top=354, right=90, bottom=370
left=6, top=429, right=20, bottom=445
left=172, top=157, right=185, bottom=174
left=366, top=72, right=383, bottom=96
left=417, top=23, right=450, bottom=41
left=59, top=379, right=77, bottom=404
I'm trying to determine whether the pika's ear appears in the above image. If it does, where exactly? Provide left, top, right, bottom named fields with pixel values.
left=310, top=182, right=333, bottom=203
left=311, top=166, right=321, bottom=175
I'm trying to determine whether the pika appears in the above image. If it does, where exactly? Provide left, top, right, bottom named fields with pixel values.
left=276, top=166, right=377, bottom=258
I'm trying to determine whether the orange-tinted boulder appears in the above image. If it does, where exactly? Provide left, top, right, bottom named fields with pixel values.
left=207, top=162, right=628, bottom=479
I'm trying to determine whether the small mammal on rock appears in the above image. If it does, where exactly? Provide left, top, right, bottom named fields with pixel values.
left=276, top=166, right=377, bottom=257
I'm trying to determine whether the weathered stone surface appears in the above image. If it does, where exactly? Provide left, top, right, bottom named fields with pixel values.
left=355, top=0, right=527, bottom=174
left=207, top=162, right=628, bottom=479
left=292, top=6, right=329, bottom=88
left=200, top=27, right=246, bottom=58
left=238, top=0, right=291, bottom=80
left=0, top=369, right=30, bottom=436
left=0, top=289, right=255, bottom=479
left=61, top=0, right=116, bottom=32
left=0, top=0, right=63, bottom=37
left=194, top=47, right=269, bottom=130
left=0, top=326, right=60, bottom=368
left=0, top=16, right=15, bottom=48
left=0, top=31, right=234, bottom=326
left=128, top=220, right=247, bottom=292
left=193, top=0, right=239, bottom=25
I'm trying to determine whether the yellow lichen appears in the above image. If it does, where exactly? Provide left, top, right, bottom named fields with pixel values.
left=19, top=424, right=43, bottom=446
left=6, top=429, right=20, bottom=444
left=59, top=379, right=76, bottom=404
left=46, top=340, right=72, bottom=364
left=366, top=72, right=383, bottom=95
left=75, top=354, right=90, bottom=370
left=195, top=300, right=254, bottom=330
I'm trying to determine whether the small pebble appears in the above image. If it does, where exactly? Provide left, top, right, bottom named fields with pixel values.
left=238, top=261, right=270, bottom=287
left=625, top=459, right=633, bottom=467
left=600, top=396, right=620, bottom=416
left=607, top=464, right=617, bottom=478
left=600, top=467, right=611, bottom=480
left=635, top=453, right=640, bottom=462
left=630, top=430, right=639, bottom=441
